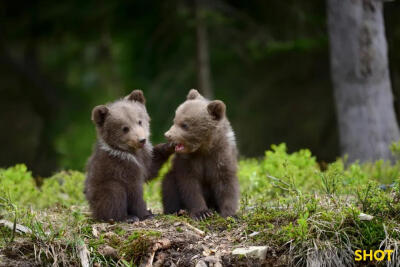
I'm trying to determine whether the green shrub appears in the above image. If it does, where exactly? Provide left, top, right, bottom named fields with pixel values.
left=238, top=143, right=320, bottom=202
left=38, top=171, right=86, bottom=208
left=0, top=164, right=39, bottom=206
left=0, top=166, right=86, bottom=209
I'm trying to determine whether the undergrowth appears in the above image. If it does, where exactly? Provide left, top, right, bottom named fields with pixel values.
left=1, top=143, right=400, bottom=266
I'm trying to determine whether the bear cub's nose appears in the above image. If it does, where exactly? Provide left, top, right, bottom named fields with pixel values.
left=139, top=138, right=146, bottom=144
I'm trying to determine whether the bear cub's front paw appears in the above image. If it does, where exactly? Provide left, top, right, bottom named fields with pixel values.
left=164, top=142, right=176, bottom=155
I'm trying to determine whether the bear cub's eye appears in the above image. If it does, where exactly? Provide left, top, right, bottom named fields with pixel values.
left=138, top=120, right=142, bottom=126
left=180, top=122, right=189, bottom=130
left=122, top=126, right=130, bottom=133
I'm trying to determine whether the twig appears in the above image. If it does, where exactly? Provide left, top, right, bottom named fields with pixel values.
left=266, top=175, right=290, bottom=187
left=183, top=221, right=205, bottom=236
left=0, top=219, right=32, bottom=234
left=140, top=239, right=171, bottom=267
left=77, top=242, right=90, bottom=267
left=143, top=251, right=156, bottom=267
left=153, top=252, right=166, bottom=267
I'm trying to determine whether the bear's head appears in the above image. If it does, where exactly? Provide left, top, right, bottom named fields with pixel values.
left=92, top=90, right=150, bottom=153
left=164, top=89, right=226, bottom=154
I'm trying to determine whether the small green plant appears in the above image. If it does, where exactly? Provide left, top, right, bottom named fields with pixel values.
left=283, top=211, right=309, bottom=241
left=319, top=170, right=341, bottom=196
left=390, top=140, right=400, bottom=159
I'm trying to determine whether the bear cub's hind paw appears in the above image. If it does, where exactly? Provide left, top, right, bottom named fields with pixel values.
left=126, top=215, right=140, bottom=223
left=191, top=209, right=214, bottom=221
left=140, top=209, right=155, bottom=220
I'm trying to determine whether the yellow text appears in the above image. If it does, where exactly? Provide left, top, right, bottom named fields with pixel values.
left=354, top=250, right=394, bottom=262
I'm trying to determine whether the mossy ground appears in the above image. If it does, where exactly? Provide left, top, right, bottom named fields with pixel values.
left=1, top=143, right=400, bottom=266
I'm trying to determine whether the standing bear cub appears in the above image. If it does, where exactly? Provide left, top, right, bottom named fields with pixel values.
left=85, top=90, right=173, bottom=222
left=162, top=89, right=239, bottom=220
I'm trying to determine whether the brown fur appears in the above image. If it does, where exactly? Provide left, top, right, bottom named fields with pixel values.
left=162, top=89, right=239, bottom=219
left=85, top=90, right=173, bottom=222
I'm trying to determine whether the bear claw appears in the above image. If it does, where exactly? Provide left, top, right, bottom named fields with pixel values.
left=191, top=209, right=214, bottom=221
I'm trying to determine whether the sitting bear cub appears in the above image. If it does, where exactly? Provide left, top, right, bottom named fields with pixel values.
left=85, top=90, right=173, bottom=222
left=162, top=89, right=240, bottom=220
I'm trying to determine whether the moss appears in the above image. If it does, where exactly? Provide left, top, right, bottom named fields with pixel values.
left=158, top=214, right=179, bottom=222
left=355, top=220, right=386, bottom=249
left=113, top=226, right=126, bottom=236
left=194, top=214, right=238, bottom=231
left=108, top=235, right=123, bottom=248
left=118, top=230, right=161, bottom=265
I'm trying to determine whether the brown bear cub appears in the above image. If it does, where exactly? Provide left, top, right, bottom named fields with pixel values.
left=85, top=90, right=173, bottom=222
left=162, top=89, right=240, bottom=220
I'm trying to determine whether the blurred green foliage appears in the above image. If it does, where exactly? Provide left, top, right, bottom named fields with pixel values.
left=0, top=165, right=85, bottom=209
left=1, top=1, right=400, bottom=176
left=0, top=164, right=39, bottom=206
left=0, top=0, right=362, bottom=174
left=1, top=0, right=400, bottom=175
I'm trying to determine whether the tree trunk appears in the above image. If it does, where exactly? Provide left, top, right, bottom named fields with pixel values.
left=327, top=0, right=400, bottom=163
left=195, top=0, right=213, bottom=99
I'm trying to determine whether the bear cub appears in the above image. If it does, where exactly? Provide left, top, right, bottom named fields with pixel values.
left=162, top=89, right=240, bottom=220
left=85, top=90, right=173, bottom=222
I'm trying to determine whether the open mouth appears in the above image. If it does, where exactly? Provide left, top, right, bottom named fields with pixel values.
left=175, top=143, right=185, bottom=152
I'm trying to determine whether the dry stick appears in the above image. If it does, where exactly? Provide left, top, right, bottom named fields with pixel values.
left=77, top=243, right=90, bottom=267
left=153, top=252, right=167, bottom=267
left=0, top=219, right=32, bottom=234
left=182, top=221, right=205, bottom=236
left=143, top=251, right=156, bottom=267
left=266, top=175, right=291, bottom=191
left=140, top=239, right=171, bottom=267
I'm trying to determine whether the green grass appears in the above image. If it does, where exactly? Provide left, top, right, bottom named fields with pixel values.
left=1, top=143, right=400, bottom=266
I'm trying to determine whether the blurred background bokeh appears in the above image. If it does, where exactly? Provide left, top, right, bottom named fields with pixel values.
left=1, top=0, right=400, bottom=176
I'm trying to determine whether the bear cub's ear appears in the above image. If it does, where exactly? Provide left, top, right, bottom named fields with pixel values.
left=187, top=89, right=203, bottom=100
left=207, top=100, right=226, bottom=121
left=92, top=105, right=109, bottom=127
left=126, top=89, right=146, bottom=104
